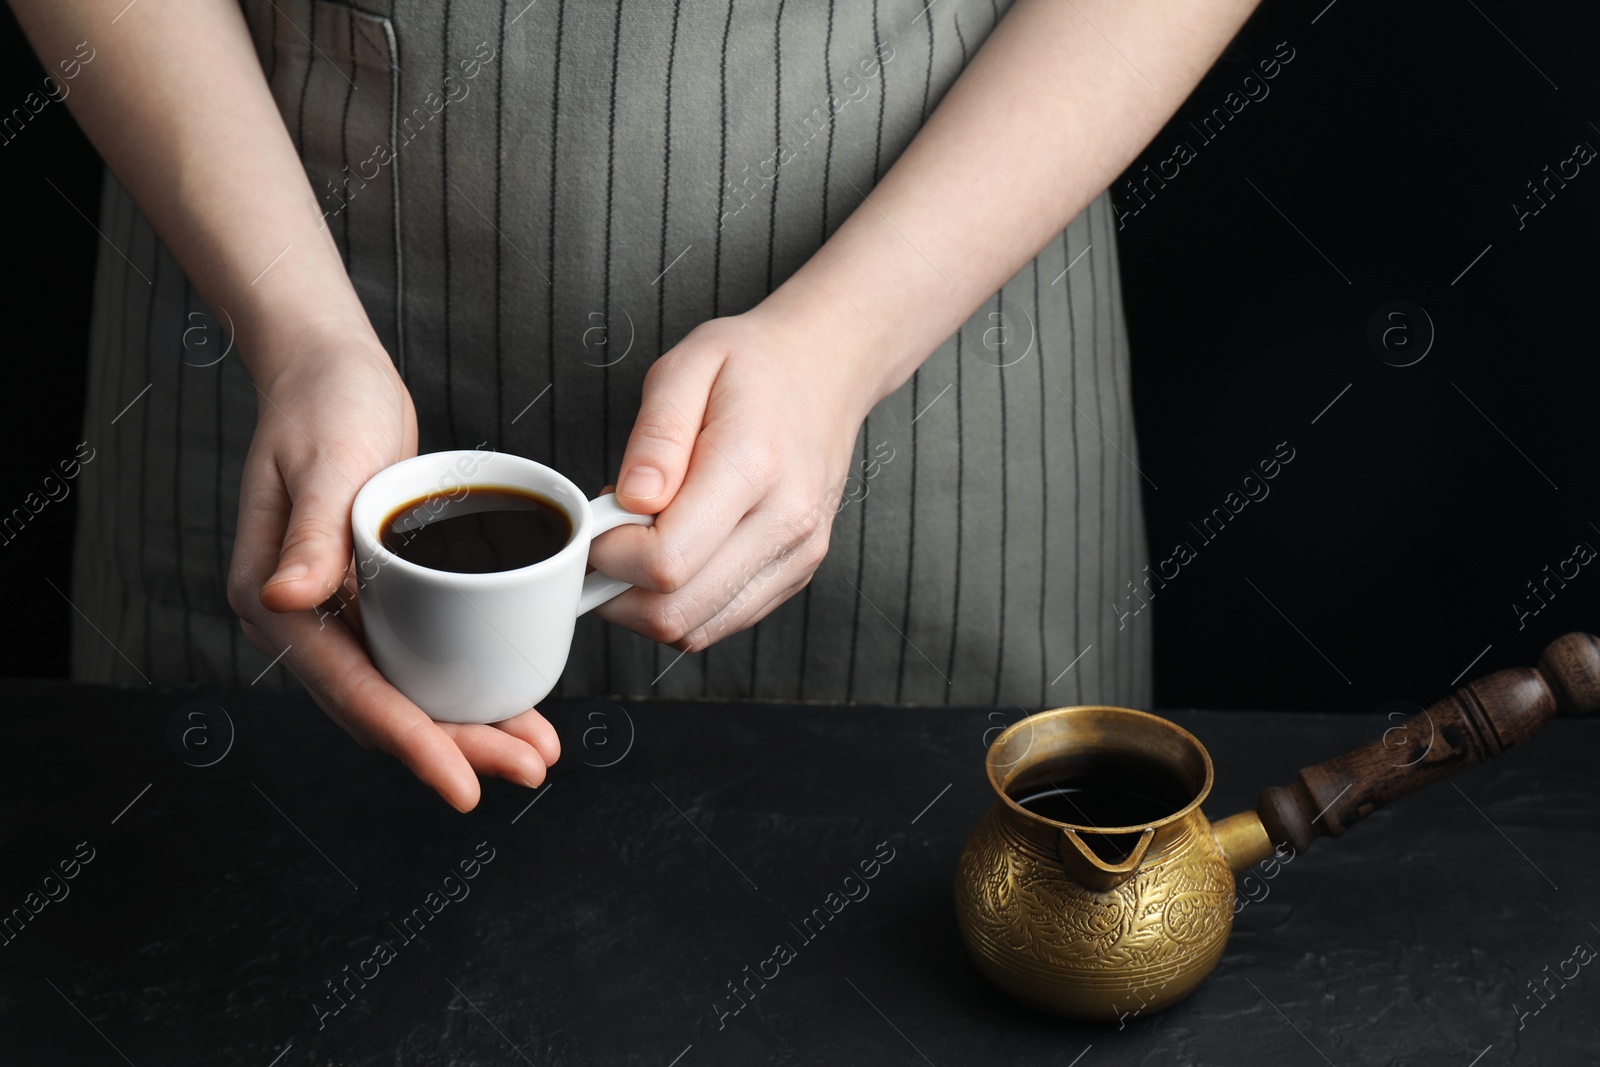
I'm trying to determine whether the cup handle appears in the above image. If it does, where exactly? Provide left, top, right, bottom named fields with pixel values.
left=577, top=493, right=655, bottom=616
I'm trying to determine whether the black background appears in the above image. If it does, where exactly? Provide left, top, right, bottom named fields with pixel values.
left=2, top=0, right=1596, bottom=711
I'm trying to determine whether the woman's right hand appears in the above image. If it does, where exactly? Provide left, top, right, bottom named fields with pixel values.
left=225, top=323, right=560, bottom=812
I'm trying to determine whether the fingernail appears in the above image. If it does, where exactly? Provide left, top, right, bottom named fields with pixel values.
left=619, top=465, right=665, bottom=501
left=265, top=562, right=309, bottom=587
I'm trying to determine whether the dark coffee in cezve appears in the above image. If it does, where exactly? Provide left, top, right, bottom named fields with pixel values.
left=1012, top=771, right=1189, bottom=864
left=1010, top=754, right=1192, bottom=828
left=380, top=486, right=572, bottom=573
left=1013, top=781, right=1180, bottom=827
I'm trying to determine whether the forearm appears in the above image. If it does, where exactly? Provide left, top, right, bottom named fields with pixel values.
left=10, top=0, right=374, bottom=387
left=764, top=0, right=1262, bottom=412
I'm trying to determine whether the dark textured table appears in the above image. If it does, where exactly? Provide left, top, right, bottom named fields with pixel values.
left=0, top=681, right=1595, bottom=1066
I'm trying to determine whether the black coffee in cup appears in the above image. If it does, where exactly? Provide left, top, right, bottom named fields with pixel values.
left=380, top=486, right=573, bottom=573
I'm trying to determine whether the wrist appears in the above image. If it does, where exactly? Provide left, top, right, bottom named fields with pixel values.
left=237, top=303, right=391, bottom=397
left=751, top=270, right=910, bottom=422
left=205, top=204, right=385, bottom=394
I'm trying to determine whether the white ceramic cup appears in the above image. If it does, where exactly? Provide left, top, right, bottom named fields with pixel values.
left=350, top=448, right=654, bottom=724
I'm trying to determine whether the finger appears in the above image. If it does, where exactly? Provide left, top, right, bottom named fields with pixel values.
left=699, top=534, right=824, bottom=642
left=313, top=558, right=366, bottom=639
left=594, top=500, right=823, bottom=646
left=613, top=555, right=814, bottom=652
left=242, top=603, right=482, bottom=811
left=589, top=420, right=768, bottom=594
left=261, top=448, right=365, bottom=613
left=492, top=709, right=562, bottom=769
left=697, top=571, right=813, bottom=647
left=229, top=443, right=305, bottom=630
left=649, top=563, right=814, bottom=652
left=613, top=347, right=724, bottom=514
left=438, top=722, right=550, bottom=789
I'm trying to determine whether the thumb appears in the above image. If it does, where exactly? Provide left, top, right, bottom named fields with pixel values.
left=259, top=454, right=359, bottom=613
left=615, top=351, right=721, bottom=513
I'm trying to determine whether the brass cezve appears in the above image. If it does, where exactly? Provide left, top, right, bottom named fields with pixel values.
left=954, top=633, right=1600, bottom=1020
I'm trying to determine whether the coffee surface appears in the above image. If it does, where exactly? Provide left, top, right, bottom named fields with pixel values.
left=1012, top=782, right=1181, bottom=827
left=1009, top=754, right=1193, bottom=829
left=381, top=487, right=572, bottom=573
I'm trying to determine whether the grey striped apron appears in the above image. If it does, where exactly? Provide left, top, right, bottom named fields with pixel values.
left=69, top=0, right=1152, bottom=710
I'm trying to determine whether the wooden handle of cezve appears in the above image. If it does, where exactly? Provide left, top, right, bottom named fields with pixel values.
left=1257, top=632, right=1600, bottom=853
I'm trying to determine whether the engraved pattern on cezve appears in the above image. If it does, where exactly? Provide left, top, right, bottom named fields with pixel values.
left=958, top=811, right=1234, bottom=973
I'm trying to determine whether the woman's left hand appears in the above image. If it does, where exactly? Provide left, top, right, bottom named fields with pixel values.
left=588, top=304, right=876, bottom=651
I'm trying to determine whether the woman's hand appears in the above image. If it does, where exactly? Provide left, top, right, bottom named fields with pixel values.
left=589, top=304, right=875, bottom=650
left=590, top=0, right=1266, bottom=654
left=226, top=323, right=560, bottom=812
